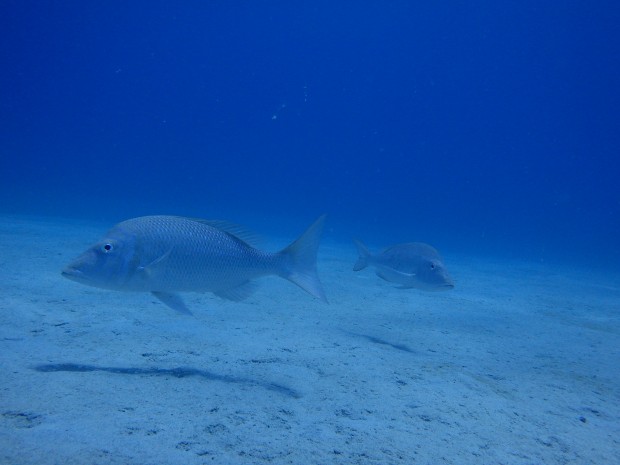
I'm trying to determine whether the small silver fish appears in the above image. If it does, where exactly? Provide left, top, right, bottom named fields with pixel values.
left=353, top=239, right=454, bottom=291
left=62, top=215, right=327, bottom=314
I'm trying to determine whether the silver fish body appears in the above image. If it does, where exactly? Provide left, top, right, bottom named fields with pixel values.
left=62, top=215, right=327, bottom=313
left=353, top=240, right=454, bottom=291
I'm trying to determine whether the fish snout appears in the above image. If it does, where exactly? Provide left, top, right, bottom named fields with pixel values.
left=61, top=265, right=84, bottom=281
left=61, top=248, right=100, bottom=283
left=441, top=274, right=455, bottom=290
left=439, top=270, right=454, bottom=290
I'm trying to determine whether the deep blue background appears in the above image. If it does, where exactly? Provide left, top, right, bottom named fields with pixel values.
left=1, top=1, right=619, bottom=266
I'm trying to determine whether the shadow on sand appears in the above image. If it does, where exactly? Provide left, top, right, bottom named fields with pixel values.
left=343, top=331, right=416, bottom=353
left=33, top=363, right=301, bottom=398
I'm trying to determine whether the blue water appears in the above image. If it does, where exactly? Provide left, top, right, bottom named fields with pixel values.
left=1, top=4, right=620, bottom=464
left=2, top=2, right=618, bottom=267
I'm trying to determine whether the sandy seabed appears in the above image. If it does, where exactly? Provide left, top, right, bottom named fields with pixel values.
left=0, top=215, right=618, bottom=465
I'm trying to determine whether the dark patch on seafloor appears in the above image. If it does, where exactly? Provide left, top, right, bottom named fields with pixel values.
left=344, top=331, right=415, bottom=353
left=33, top=363, right=301, bottom=398
left=2, top=411, right=43, bottom=429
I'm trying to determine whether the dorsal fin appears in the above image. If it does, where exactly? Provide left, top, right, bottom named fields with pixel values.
left=186, top=218, right=261, bottom=247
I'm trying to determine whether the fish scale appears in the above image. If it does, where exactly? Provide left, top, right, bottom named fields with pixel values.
left=121, top=216, right=275, bottom=291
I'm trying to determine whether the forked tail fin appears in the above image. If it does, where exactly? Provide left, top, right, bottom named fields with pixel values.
left=352, top=239, right=371, bottom=271
left=279, top=215, right=328, bottom=303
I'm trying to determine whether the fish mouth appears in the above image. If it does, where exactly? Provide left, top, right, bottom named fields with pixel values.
left=61, top=267, right=87, bottom=282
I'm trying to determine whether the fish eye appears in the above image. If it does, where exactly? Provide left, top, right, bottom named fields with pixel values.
left=430, top=263, right=436, bottom=269
left=102, top=243, right=114, bottom=253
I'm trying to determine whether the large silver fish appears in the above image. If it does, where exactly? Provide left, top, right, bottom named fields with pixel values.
left=353, top=240, right=454, bottom=291
left=62, top=215, right=327, bottom=314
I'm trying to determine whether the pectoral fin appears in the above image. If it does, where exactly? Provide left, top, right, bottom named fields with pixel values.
left=151, top=291, right=192, bottom=315
left=139, top=249, right=173, bottom=279
left=375, top=266, right=416, bottom=285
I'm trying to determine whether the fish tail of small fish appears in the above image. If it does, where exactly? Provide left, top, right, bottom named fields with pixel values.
left=352, top=239, right=371, bottom=271
left=278, top=215, right=328, bottom=303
